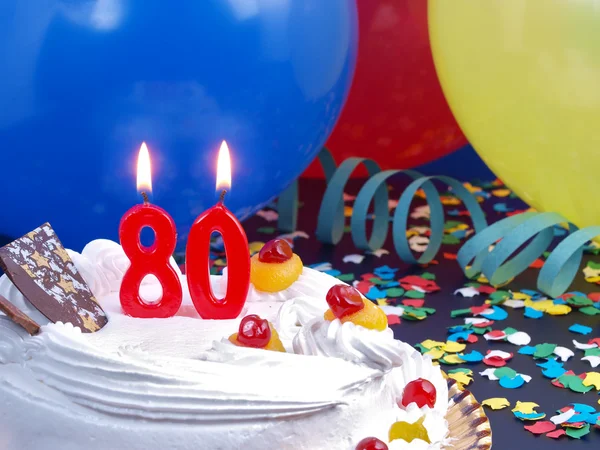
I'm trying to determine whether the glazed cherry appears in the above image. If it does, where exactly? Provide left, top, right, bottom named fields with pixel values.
left=355, top=437, right=389, bottom=450
left=237, top=314, right=271, bottom=348
left=326, top=284, right=365, bottom=318
left=400, top=378, right=437, bottom=409
left=258, top=239, right=293, bottom=263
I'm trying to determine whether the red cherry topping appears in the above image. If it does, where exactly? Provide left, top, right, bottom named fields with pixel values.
left=326, top=284, right=365, bottom=318
left=401, top=378, right=437, bottom=409
left=237, top=314, right=271, bottom=348
left=258, top=239, right=293, bottom=263
left=355, top=437, right=389, bottom=450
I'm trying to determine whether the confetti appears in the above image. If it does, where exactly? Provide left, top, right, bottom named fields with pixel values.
left=553, top=346, right=574, bottom=362
left=524, top=421, right=556, bottom=435
left=367, top=248, right=389, bottom=258
left=546, top=429, right=567, bottom=439
left=342, top=254, right=365, bottom=264
left=565, top=424, right=591, bottom=439
left=550, top=409, right=577, bottom=425
left=255, top=209, right=278, bottom=221
left=569, top=324, right=593, bottom=335
left=482, top=398, right=510, bottom=410
left=454, top=287, right=480, bottom=297
left=506, top=331, right=531, bottom=346
left=499, top=375, right=526, bottom=389
left=524, top=307, right=543, bottom=319
left=512, top=401, right=541, bottom=415
left=582, top=372, right=600, bottom=389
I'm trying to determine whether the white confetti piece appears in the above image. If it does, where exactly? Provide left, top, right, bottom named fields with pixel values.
left=475, top=308, right=495, bottom=317
left=380, top=305, right=405, bottom=316
left=367, top=248, right=389, bottom=258
left=553, top=346, right=574, bottom=362
left=310, top=262, right=332, bottom=272
left=582, top=356, right=600, bottom=368
left=573, top=339, right=598, bottom=350
left=454, top=287, right=480, bottom=298
left=409, top=235, right=429, bottom=253
left=486, top=350, right=513, bottom=359
left=520, top=374, right=532, bottom=383
left=465, top=317, right=490, bottom=325
left=388, top=199, right=399, bottom=210
left=479, top=368, right=499, bottom=380
left=484, top=332, right=507, bottom=341
left=410, top=205, right=430, bottom=219
left=256, top=209, right=279, bottom=222
left=503, top=299, right=526, bottom=309
left=507, top=331, right=531, bottom=346
left=550, top=408, right=577, bottom=425
left=342, top=254, right=365, bottom=264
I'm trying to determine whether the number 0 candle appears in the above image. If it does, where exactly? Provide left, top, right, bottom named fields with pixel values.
left=119, top=143, right=183, bottom=318
left=186, top=141, right=251, bottom=319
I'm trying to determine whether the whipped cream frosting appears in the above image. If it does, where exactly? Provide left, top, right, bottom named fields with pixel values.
left=0, top=239, right=449, bottom=450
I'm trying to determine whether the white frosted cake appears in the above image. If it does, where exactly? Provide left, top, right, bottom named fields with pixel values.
left=0, top=239, right=449, bottom=450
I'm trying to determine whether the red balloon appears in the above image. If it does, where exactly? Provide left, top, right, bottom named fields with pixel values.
left=303, top=0, right=466, bottom=177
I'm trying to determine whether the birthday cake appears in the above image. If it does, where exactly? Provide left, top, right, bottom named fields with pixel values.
left=0, top=235, right=449, bottom=450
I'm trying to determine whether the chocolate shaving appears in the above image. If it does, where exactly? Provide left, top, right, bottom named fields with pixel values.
left=0, top=294, right=40, bottom=335
left=0, top=223, right=107, bottom=332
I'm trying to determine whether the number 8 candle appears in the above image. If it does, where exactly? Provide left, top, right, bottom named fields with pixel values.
left=186, top=141, right=251, bottom=319
left=119, top=143, right=183, bottom=318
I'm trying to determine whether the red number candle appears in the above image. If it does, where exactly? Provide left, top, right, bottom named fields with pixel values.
left=119, top=143, right=183, bottom=318
left=186, top=141, right=250, bottom=319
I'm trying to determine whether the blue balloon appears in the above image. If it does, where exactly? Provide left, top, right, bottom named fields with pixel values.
left=0, top=0, right=357, bottom=249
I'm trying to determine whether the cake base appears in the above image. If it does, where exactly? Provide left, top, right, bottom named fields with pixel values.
left=445, top=380, right=492, bottom=449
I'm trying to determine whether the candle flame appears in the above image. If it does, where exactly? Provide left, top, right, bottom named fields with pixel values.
left=136, top=142, right=152, bottom=194
left=216, top=140, right=232, bottom=191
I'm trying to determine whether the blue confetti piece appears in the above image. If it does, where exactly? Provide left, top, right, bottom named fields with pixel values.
left=553, top=225, right=568, bottom=236
left=448, top=325, right=471, bottom=334
left=520, top=289, right=543, bottom=300
left=518, top=346, right=536, bottom=355
left=594, top=302, right=600, bottom=309
left=542, top=366, right=567, bottom=379
left=565, top=291, right=588, bottom=297
left=513, top=411, right=546, bottom=420
left=378, top=272, right=396, bottom=281
left=536, top=358, right=563, bottom=369
left=493, top=202, right=513, bottom=213
left=380, top=281, right=400, bottom=289
left=450, top=229, right=468, bottom=239
left=481, top=306, right=508, bottom=321
left=553, top=298, right=567, bottom=305
left=447, top=209, right=461, bottom=216
left=459, top=350, right=484, bottom=363
left=447, top=331, right=474, bottom=342
left=324, top=269, right=342, bottom=277
left=570, top=403, right=597, bottom=414
left=524, top=307, right=543, bottom=319
left=374, top=265, right=397, bottom=275
left=569, top=324, right=593, bottom=335
left=499, top=375, right=525, bottom=389
left=364, top=286, right=388, bottom=300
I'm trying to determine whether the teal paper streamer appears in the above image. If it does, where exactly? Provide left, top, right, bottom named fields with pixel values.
left=276, top=148, right=600, bottom=297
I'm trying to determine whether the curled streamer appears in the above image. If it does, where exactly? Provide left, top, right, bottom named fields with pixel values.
left=277, top=148, right=600, bottom=297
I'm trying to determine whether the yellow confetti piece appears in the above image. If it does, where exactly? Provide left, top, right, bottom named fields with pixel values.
left=344, top=206, right=353, bottom=217
left=482, top=398, right=510, bottom=410
left=524, top=299, right=554, bottom=312
left=424, top=348, right=445, bottom=361
left=462, top=182, right=480, bottom=193
left=443, top=341, right=466, bottom=353
left=583, top=372, right=600, bottom=390
left=406, top=229, right=420, bottom=238
left=376, top=299, right=388, bottom=306
left=585, top=276, right=600, bottom=284
left=512, top=292, right=532, bottom=301
left=546, top=304, right=572, bottom=315
left=446, top=223, right=469, bottom=233
left=213, top=258, right=227, bottom=266
left=491, top=188, right=511, bottom=197
left=440, top=196, right=461, bottom=206
left=421, top=339, right=445, bottom=350
left=447, top=371, right=473, bottom=386
left=248, top=241, right=265, bottom=255
left=440, top=354, right=465, bottom=365
left=512, top=401, right=540, bottom=415
left=582, top=266, right=600, bottom=279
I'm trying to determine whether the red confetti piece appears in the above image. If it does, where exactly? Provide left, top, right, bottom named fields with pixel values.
left=558, top=406, right=574, bottom=413
left=443, top=252, right=457, bottom=260
left=483, top=356, right=507, bottom=367
left=471, top=305, right=490, bottom=315
left=402, top=299, right=425, bottom=308
left=588, top=337, right=600, bottom=347
left=387, top=314, right=401, bottom=325
left=467, top=334, right=479, bottom=344
left=473, top=320, right=495, bottom=328
left=524, top=421, right=556, bottom=435
left=485, top=330, right=506, bottom=340
left=360, top=273, right=376, bottom=281
left=477, top=285, right=497, bottom=295
left=398, top=275, right=440, bottom=293
left=356, top=281, right=373, bottom=294
left=587, top=292, right=600, bottom=302
left=529, top=258, right=544, bottom=269
left=546, top=429, right=566, bottom=439
left=457, top=210, right=471, bottom=217
left=507, top=209, right=531, bottom=217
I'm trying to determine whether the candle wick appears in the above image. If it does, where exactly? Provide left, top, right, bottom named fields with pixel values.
left=219, top=189, right=227, bottom=204
left=141, top=191, right=150, bottom=204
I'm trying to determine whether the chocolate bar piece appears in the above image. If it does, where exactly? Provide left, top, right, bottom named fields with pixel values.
left=0, top=223, right=107, bottom=332
left=0, top=294, right=40, bottom=335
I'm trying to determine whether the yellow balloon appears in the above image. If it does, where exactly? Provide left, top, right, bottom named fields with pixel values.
left=428, top=0, right=600, bottom=230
